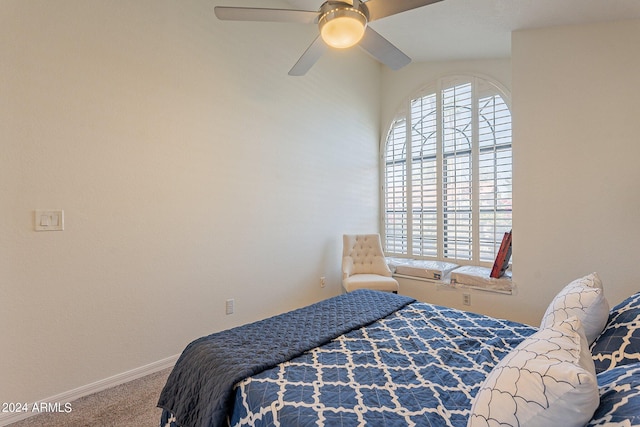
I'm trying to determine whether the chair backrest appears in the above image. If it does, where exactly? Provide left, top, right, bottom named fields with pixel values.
left=342, top=234, right=392, bottom=277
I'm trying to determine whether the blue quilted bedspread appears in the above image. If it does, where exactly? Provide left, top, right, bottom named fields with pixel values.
left=157, top=290, right=415, bottom=427
left=230, top=302, right=536, bottom=427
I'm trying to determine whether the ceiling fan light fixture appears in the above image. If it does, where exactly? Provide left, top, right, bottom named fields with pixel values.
left=319, top=7, right=367, bottom=49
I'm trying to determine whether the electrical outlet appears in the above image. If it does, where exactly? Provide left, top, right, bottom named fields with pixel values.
left=320, top=276, right=326, bottom=288
left=463, top=293, right=471, bottom=306
left=225, top=298, right=234, bottom=315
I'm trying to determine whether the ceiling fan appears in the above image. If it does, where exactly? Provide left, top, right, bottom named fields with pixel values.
left=214, top=0, right=443, bottom=76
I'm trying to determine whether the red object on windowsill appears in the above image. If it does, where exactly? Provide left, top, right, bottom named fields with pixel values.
left=490, top=230, right=512, bottom=278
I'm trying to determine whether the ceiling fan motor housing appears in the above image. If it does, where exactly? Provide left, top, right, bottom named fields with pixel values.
left=318, top=1, right=369, bottom=49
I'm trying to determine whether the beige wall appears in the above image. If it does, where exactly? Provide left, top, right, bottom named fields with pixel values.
left=512, top=19, right=640, bottom=325
left=1, top=0, right=381, bottom=407
left=382, top=20, right=640, bottom=327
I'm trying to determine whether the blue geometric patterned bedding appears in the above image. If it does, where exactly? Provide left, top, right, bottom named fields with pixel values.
left=229, top=302, right=536, bottom=427
left=588, top=362, right=640, bottom=426
left=159, top=290, right=415, bottom=427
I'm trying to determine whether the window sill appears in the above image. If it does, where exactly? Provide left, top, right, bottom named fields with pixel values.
left=388, top=257, right=514, bottom=295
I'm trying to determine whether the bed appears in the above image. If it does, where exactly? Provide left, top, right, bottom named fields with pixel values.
left=158, top=275, right=640, bottom=427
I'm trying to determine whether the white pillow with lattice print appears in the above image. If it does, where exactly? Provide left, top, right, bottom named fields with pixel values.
left=468, top=316, right=599, bottom=427
left=540, top=272, right=609, bottom=344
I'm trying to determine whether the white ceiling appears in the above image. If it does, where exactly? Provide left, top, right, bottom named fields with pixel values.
left=286, top=0, right=640, bottom=62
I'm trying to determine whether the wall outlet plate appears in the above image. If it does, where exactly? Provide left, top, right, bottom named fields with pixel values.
left=463, top=293, right=471, bottom=306
left=225, top=298, right=234, bottom=315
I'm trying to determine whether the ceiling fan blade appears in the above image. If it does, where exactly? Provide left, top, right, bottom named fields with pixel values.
left=214, top=7, right=318, bottom=24
left=364, top=0, right=444, bottom=22
left=288, top=36, right=327, bottom=76
left=359, top=27, right=411, bottom=70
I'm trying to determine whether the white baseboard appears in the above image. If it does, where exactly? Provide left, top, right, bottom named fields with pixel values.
left=0, top=354, right=179, bottom=426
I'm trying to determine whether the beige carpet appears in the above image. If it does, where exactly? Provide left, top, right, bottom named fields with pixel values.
left=8, top=368, right=172, bottom=427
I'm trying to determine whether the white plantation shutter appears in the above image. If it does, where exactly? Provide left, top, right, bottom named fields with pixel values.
left=410, top=93, right=438, bottom=258
left=478, top=84, right=512, bottom=262
left=442, top=81, right=473, bottom=260
left=384, top=118, right=408, bottom=254
left=382, top=75, right=512, bottom=264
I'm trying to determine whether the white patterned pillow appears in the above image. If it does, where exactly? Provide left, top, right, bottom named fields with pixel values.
left=468, top=317, right=599, bottom=427
left=540, top=272, right=609, bottom=344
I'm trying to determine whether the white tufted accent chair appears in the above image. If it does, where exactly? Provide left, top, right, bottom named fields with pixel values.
left=342, top=234, right=399, bottom=293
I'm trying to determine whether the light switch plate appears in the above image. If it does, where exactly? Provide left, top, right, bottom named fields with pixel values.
left=35, top=210, right=64, bottom=231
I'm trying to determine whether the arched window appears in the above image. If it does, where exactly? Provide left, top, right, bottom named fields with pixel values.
left=383, top=75, right=512, bottom=264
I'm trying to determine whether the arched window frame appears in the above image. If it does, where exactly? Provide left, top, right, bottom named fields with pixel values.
left=381, top=74, right=512, bottom=265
